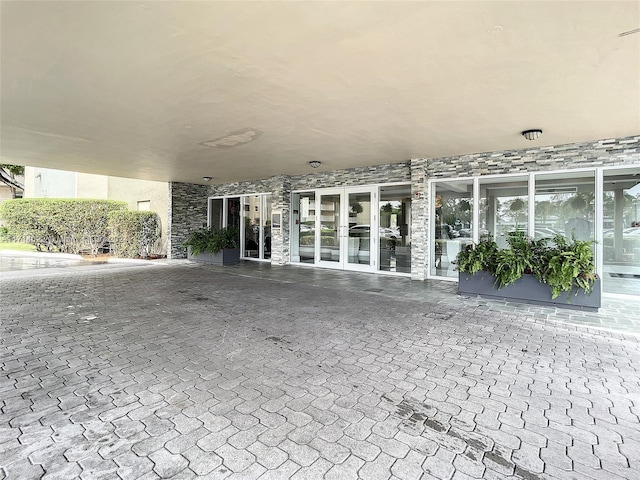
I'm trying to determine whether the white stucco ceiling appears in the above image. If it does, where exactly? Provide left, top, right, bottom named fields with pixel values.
left=1, top=1, right=639, bottom=185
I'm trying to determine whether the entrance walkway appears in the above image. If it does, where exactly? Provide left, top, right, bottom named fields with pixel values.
left=192, top=261, right=640, bottom=334
left=1, top=259, right=639, bottom=479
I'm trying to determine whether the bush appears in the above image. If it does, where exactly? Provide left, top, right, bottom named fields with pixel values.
left=0, top=225, right=12, bottom=242
left=456, top=231, right=597, bottom=299
left=0, top=198, right=126, bottom=254
left=108, top=210, right=161, bottom=258
left=182, top=226, right=238, bottom=256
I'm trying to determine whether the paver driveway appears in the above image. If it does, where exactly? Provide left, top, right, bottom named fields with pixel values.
left=1, top=262, right=639, bottom=479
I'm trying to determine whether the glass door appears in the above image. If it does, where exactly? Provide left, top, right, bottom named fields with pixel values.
left=313, top=187, right=376, bottom=271
left=317, top=189, right=343, bottom=268
left=346, top=188, right=376, bottom=272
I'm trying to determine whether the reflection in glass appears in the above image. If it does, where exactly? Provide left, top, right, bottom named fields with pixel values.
left=263, top=195, right=272, bottom=259
left=227, top=197, right=241, bottom=232
left=243, top=195, right=261, bottom=258
left=535, top=172, right=595, bottom=242
left=347, top=192, right=371, bottom=265
left=320, top=194, right=341, bottom=262
left=379, top=186, right=411, bottom=273
left=210, top=198, right=223, bottom=229
left=431, top=181, right=473, bottom=277
left=603, top=168, right=640, bottom=295
left=294, top=192, right=316, bottom=263
left=479, top=178, right=528, bottom=249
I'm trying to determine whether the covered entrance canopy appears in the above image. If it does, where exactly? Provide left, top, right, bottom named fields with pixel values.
left=1, top=1, right=638, bottom=183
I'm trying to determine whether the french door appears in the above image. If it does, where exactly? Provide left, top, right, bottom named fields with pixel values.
left=315, top=187, right=377, bottom=272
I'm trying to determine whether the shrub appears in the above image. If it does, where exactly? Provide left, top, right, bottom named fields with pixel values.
left=455, top=238, right=498, bottom=276
left=0, top=225, right=12, bottom=242
left=182, top=226, right=238, bottom=256
left=456, top=231, right=597, bottom=299
left=108, top=210, right=161, bottom=258
left=0, top=199, right=126, bottom=254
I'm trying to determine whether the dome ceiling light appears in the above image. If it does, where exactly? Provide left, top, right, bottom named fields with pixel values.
left=522, top=129, right=543, bottom=141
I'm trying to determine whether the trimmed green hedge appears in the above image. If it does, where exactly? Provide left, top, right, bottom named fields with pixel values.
left=0, top=198, right=126, bottom=254
left=108, top=210, right=161, bottom=258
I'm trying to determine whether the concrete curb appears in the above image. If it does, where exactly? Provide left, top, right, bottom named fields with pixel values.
left=0, top=249, right=161, bottom=266
left=0, top=249, right=82, bottom=260
left=106, top=258, right=157, bottom=265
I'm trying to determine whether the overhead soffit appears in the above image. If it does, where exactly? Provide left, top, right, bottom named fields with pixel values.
left=1, top=1, right=639, bottom=185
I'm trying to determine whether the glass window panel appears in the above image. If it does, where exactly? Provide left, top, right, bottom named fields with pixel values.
left=535, top=172, right=595, bottom=242
left=347, top=192, right=371, bottom=265
left=209, top=198, right=223, bottom=229
left=379, top=185, right=411, bottom=273
left=603, top=168, right=640, bottom=295
left=294, top=192, right=315, bottom=263
left=479, top=177, right=528, bottom=249
left=263, top=195, right=272, bottom=259
left=432, top=180, right=474, bottom=277
left=320, top=193, right=341, bottom=262
left=243, top=195, right=261, bottom=258
left=227, top=197, right=241, bottom=231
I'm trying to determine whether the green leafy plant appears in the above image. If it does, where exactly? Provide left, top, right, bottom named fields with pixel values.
left=537, top=234, right=597, bottom=299
left=183, top=226, right=239, bottom=256
left=494, top=231, right=545, bottom=288
left=456, top=231, right=597, bottom=299
left=455, top=238, right=498, bottom=275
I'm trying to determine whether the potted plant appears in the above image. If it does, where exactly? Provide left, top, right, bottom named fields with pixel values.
left=456, top=231, right=600, bottom=311
left=183, top=226, right=240, bottom=266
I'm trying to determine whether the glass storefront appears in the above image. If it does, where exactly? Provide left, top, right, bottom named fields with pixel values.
left=292, top=192, right=316, bottom=264
left=534, top=171, right=595, bottom=242
left=243, top=195, right=261, bottom=259
left=430, top=167, right=640, bottom=297
left=209, top=194, right=271, bottom=261
left=241, top=195, right=272, bottom=260
left=603, top=168, right=640, bottom=294
left=479, top=176, right=528, bottom=249
left=292, top=184, right=411, bottom=274
left=347, top=191, right=372, bottom=267
left=431, top=180, right=473, bottom=277
left=209, top=198, right=223, bottom=229
left=319, top=192, right=341, bottom=263
left=379, top=185, right=411, bottom=274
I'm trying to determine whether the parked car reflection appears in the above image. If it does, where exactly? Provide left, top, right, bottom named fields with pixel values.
left=349, top=225, right=399, bottom=239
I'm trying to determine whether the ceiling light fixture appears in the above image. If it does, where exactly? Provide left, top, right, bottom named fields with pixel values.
left=202, top=176, right=212, bottom=182
left=522, top=129, right=543, bottom=141
left=309, top=161, right=321, bottom=168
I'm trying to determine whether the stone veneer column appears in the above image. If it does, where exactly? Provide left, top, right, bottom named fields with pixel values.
left=410, top=159, right=429, bottom=280
left=269, top=175, right=291, bottom=265
left=168, top=182, right=209, bottom=259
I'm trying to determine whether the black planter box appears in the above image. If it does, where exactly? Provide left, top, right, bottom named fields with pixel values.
left=458, top=271, right=601, bottom=311
left=187, top=248, right=240, bottom=266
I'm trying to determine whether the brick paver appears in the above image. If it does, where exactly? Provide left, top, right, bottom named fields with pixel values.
left=1, top=262, right=639, bottom=479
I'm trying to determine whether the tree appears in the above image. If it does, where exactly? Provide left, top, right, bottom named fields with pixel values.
left=0, top=164, right=25, bottom=199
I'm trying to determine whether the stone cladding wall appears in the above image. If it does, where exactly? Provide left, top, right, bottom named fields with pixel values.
left=423, top=135, right=640, bottom=179
left=411, top=135, right=640, bottom=279
left=410, top=159, right=429, bottom=280
left=168, top=182, right=209, bottom=258
left=289, top=163, right=410, bottom=190
left=169, top=136, right=639, bottom=270
left=168, top=163, right=412, bottom=261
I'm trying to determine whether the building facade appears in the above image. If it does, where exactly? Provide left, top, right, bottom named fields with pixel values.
left=170, top=135, right=640, bottom=296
